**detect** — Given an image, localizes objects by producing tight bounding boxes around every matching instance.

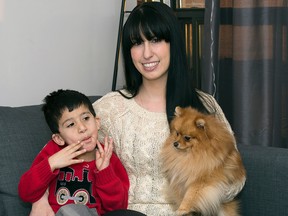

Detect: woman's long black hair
[119,2,209,122]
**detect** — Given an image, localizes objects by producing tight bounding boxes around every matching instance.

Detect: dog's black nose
[173,142,179,148]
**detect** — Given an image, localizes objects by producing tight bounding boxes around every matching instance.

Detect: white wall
[0,0,126,106]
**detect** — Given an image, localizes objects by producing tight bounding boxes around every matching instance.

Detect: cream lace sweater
[93,90,241,216]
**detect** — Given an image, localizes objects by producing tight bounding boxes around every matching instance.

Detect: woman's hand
[29,190,54,216]
[95,136,113,171]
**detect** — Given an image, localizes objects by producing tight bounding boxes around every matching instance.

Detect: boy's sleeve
[94,152,129,214]
[18,141,59,203]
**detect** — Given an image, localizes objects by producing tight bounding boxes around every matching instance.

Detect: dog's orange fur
[160,107,246,216]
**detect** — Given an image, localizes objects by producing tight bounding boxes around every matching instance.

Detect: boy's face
[54,105,99,152]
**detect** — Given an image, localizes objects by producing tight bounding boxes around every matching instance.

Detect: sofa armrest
[237,144,288,216]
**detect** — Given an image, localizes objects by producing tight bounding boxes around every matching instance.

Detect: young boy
[18,89,129,216]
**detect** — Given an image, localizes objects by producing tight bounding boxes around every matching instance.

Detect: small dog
[160,106,246,216]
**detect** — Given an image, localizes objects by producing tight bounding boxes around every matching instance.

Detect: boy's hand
[96,136,113,171]
[48,142,86,172]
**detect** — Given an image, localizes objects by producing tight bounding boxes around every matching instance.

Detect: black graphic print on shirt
[55,166,96,205]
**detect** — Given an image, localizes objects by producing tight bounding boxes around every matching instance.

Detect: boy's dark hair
[42,89,96,133]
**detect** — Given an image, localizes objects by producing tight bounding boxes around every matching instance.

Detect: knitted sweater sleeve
[197,90,246,202]
[197,90,233,134]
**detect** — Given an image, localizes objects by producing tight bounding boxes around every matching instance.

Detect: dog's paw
[175,209,188,216]
[176,208,193,216]
[176,207,201,216]
[176,209,201,216]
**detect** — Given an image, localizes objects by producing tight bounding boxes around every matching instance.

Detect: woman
[93,2,244,215]
[30,2,244,216]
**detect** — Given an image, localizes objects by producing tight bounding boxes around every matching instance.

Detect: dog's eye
[184,136,191,141]
[175,131,179,136]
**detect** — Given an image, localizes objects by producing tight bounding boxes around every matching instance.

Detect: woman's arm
[29,190,55,216]
[197,90,233,133]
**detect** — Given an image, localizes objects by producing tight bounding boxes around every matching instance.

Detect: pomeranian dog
[160,106,246,216]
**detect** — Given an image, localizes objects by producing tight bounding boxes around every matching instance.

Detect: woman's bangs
[128,14,170,44]
[128,22,143,44]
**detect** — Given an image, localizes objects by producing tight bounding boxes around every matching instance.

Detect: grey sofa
[0,96,287,216]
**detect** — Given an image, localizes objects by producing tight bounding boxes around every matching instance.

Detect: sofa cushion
[238,144,288,216]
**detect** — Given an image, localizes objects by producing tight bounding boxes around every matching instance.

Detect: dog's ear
[175,106,182,117]
[196,118,206,129]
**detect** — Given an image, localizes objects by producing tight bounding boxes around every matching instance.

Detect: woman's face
[130,37,170,82]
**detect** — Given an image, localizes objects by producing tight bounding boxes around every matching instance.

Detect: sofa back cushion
[0,104,51,215]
